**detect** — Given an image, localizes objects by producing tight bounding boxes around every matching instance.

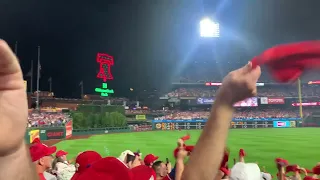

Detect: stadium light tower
[200,17,220,38]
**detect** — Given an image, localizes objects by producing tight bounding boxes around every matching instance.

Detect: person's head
[230,162,261,180]
[71,157,133,180]
[152,161,168,178]
[74,151,102,175]
[56,150,68,161]
[126,153,141,169]
[38,155,54,170]
[119,150,141,169]
[144,154,159,167]
[261,172,272,180]
[52,150,69,170]
[29,142,57,172]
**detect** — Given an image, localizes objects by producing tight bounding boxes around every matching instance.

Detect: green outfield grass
[55,128,320,175]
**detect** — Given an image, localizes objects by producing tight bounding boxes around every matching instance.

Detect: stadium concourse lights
[199,17,220,38]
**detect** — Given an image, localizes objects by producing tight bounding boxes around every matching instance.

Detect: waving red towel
[251,41,320,82]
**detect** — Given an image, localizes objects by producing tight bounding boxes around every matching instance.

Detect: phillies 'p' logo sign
[96,53,114,82]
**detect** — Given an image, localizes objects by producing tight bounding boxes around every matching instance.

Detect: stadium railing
[72,127,131,136]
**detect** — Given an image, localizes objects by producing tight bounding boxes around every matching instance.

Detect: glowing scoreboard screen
[152,119,298,130]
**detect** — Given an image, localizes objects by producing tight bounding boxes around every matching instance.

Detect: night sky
[1,0,320,98]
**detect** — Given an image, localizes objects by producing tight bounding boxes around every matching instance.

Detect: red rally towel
[180,134,190,141]
[304,176,319,180]
[313,164,320,175]
[173,145,194,158]
[286,165,299,173]
[220,151,229,169]
[251,41,320,82]
[239,149,246,157]
[31,138,41,144]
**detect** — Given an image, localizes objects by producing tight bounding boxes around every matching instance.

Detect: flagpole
[36,46,41,110]
[14,41,18,55]
[30,60,34,93]
[81,81,84,99]
[298,78,303,119]
[49,77,52,92]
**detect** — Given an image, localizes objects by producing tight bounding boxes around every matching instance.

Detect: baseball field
[53,128,320,175]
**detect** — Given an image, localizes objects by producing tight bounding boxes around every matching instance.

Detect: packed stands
[153,109,312,120]
[27,111,71,127]
[165,85,320,97]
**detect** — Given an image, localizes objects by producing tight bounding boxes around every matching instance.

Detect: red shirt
[38,173,46,180]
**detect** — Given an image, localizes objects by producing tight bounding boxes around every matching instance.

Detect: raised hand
[218,62,261,105]
[177,148,188,160]
[0,40,27,155]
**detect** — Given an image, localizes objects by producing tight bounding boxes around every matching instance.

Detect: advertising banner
[197,98,214,104]
[197,97,258,107]
[135,115,146,120]
[133,125,152,132]
[292,102,320,106]
[65,121,73,139]
[234,97,258,107]
[272,121,296,128]
[152,117,301,123]
[261,97,285,104]
[46,129,65,140]
[29,129,40,143]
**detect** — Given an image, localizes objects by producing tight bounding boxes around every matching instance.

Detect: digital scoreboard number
[156,122,205,130]
[230,121,274,128]
[154,120,296,130]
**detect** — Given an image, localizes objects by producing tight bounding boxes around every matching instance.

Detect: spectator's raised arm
[0,40,37,179]
[182,62,261,180]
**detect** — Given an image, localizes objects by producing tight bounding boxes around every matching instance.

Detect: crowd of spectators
[166,85,320,97]
[27,112,71,127]
[125,109,173,115]
[154,109,310,120]
[31,134,320,180]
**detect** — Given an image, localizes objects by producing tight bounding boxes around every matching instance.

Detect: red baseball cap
[29,143,57,162]
[75,151,102,173]
[144,154,159,165]
[56,150,68,157]
[131,165,156,180]
[72,157,134,180]
[71,151,103,180]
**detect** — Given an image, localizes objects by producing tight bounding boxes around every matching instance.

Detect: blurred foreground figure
[182,62,261,180]
[0,40,38,179]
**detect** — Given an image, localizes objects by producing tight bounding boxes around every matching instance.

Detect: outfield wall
[26,121,73,144]
[25,127,66,143]
[25,123,153,144]
[152,118,301,130]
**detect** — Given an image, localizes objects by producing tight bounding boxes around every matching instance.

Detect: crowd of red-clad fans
[27,112,71,127]
[165,86,320,98]
[30,134,320,180]
[31,135,193,180]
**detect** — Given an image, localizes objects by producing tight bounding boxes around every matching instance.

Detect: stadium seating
[153,109,312,120]
[166,85,320,97]
[27,112,71,127]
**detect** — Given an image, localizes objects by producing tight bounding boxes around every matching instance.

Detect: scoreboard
[152,119,298,130]
[230,121,273,128]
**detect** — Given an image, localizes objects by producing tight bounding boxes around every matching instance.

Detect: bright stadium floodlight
[200,18,220,38]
